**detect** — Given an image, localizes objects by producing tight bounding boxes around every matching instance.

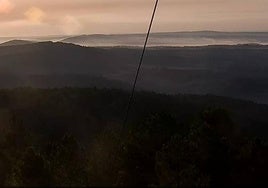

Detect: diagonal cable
[123,0,159,128]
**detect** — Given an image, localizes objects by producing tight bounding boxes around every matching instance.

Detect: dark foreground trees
[0,88,268,186]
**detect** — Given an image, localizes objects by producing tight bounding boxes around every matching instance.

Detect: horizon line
[2,30,268,38]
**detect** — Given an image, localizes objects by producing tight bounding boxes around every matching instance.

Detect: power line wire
[123,0,159,128]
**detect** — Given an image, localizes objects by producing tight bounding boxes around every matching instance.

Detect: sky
[0,0,268,36]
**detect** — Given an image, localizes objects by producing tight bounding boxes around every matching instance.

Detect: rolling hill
[0,39,35,47]
[0,41,268,103]
[61,31,268,47]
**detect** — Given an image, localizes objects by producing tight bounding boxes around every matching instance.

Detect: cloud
[0,0,14,14]
[1,0,268,36]
[24,7,45,24]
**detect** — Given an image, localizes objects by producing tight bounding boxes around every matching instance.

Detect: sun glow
[0,0,14,14]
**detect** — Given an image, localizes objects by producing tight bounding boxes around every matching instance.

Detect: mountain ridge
[0,39,35,47]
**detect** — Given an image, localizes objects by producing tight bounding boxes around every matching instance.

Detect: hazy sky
[0,0,268,36]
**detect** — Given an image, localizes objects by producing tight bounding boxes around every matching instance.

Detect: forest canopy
[0,87,268,186]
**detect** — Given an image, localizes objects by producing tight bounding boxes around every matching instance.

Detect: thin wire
[123,0,159,128]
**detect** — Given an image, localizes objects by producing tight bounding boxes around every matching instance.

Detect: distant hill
[1,41,268,104]
[61,31,268,47]
[0,39,35,47]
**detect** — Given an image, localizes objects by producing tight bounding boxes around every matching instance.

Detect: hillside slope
[0,42,268,103]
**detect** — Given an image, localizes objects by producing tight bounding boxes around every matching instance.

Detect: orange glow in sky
[0,0,268,36]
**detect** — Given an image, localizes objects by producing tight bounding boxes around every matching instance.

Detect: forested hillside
[0,88,268,186]
[1,42,268,103]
